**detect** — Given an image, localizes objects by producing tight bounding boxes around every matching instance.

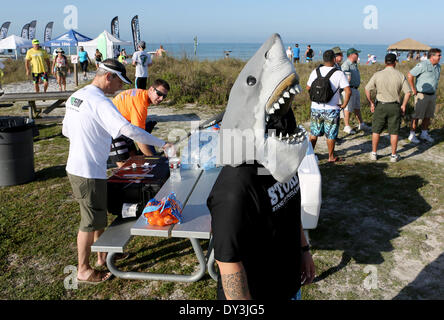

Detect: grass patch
[0,58,443,300]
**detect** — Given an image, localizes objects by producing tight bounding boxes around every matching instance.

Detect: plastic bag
[181,124,220,170]
[142,192,184,226]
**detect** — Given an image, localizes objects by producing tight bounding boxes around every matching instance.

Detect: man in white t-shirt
[63,59,171,284]
[132,41,152,90]
[307,50,351,162]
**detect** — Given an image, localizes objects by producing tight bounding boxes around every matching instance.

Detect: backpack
[309,67,339,104]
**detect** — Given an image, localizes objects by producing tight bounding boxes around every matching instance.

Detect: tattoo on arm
[221,270,250,299]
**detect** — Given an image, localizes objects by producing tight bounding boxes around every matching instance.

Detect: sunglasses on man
[154,87,168,98]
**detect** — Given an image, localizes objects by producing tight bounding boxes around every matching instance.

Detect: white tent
[0,35,32,59]
[78,30,132,61]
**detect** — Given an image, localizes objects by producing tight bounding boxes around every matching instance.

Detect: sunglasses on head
[154,88,167,98]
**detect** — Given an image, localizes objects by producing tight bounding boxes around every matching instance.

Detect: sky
[1,0,444,45]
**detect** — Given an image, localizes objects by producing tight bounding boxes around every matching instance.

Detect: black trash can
[0,116,37,186]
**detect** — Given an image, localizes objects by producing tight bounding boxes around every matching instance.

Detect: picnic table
[0,91,75,120]
[91,142,322,283]
[92,165,221,282]
[0,90,122,120]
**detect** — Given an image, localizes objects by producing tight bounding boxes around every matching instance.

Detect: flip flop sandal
[77,270,112,284]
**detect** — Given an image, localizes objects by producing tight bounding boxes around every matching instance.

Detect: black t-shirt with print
[207,162,302,300]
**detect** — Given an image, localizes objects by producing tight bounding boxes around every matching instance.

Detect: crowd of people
[21,39,167,92]
[14,37,441,299]
[305,46,441,163]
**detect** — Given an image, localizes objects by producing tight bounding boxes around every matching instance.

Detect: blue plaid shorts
[310,108,341,140]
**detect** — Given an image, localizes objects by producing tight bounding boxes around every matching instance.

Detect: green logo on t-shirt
[70,97,83,108]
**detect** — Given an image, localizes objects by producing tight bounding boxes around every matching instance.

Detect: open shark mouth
[219,33,308,183]
[264,73,306,145]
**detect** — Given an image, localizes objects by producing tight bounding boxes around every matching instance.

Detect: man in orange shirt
[109,78,170,167]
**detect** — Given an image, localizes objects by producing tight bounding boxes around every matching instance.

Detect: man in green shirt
[407,48,441,144]
[365,53,412,162]
[341,48,371,134]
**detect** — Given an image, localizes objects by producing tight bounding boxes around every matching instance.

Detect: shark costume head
[218,33,308,183]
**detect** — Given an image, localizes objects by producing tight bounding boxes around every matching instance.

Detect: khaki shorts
[68,173,108,232]
[413,93,436,119]
[343,88,361,112]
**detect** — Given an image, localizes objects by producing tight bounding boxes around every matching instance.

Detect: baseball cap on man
[99,61,132,84]
[32,39,40,45]
[347,48,361,56]
[138,41,146,49]
[331,46,344,55]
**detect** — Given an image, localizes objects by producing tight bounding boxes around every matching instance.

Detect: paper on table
[122,203,138,218]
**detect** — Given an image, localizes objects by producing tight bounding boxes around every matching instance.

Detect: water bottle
[169,157,181,181]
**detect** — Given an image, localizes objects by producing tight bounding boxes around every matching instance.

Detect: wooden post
[70,55,79,87]
[74,63,78,87]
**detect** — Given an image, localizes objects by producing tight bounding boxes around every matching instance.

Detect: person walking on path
[78,46,91,80]
[25,39,51,93]
[51,48,70,92]
[307,50,351,163]
[63,59,172,284]
[365,53,412,162]
[341,48,371,134]
[407,48,441,144]
[132,41,152,90]
[94,49,103,70]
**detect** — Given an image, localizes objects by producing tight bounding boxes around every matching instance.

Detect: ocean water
[131,42,444,64]
[4,42,443,65]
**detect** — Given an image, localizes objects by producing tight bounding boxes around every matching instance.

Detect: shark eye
[247,76,257,86]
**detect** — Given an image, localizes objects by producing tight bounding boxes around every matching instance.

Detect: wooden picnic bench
[0,91,75,120]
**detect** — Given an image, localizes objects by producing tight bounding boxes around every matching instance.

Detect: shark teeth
[265,129,306,145]
[266,82,302,115]
[294,84,302,94]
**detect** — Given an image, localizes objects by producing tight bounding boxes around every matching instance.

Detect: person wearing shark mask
[207,34,315,300]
